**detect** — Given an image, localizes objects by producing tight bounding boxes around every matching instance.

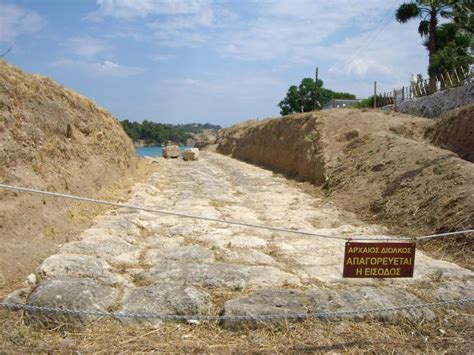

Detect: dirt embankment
[217,108,474,267]
[425,104,474,163]
[0,60,142,291]
[217,116,325,185]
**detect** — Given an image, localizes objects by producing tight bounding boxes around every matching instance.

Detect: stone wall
[398,82,474,118]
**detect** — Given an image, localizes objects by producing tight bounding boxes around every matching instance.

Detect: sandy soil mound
[217,109,474,267]
[0,60,139,289]
[425,104,474,162]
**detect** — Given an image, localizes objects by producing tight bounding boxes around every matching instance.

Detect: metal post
[373,81,377,109]
[402,86,405,102]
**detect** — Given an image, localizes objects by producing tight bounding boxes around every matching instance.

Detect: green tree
[427,22,472,78]
[395,1,454,80]
[278,78,355,115]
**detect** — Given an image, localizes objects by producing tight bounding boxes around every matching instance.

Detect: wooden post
[440,73,446,90]
[453,67,461,85]
[393,88,397,110]
[373,81,377,109]
[446,71,453,87]
[402,86,405,102]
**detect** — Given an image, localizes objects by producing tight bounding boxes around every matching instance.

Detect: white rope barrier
[0,183,473,242]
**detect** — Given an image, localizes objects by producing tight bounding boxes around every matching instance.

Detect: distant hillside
[178,123,221,133]
[121,120,221,146]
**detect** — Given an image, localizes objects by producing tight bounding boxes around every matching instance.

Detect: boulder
[182,148,199,161]
[120,284,213,326]
[26,278,118,328]
[38,254,129,286]
[221,286,436,329]
[163,145,181,159]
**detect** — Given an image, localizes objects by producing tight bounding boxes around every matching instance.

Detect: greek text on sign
[343,242,416,278]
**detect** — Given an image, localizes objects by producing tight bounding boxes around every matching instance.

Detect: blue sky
[0,0,428,127]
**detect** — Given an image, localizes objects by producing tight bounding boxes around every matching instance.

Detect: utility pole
[373,81,377,109]
[314,66,319,110]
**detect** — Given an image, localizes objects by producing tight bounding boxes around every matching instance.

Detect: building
[322,99,362,109]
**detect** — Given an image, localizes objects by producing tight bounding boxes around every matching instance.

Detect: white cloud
[51,58,145,77]
[329,58,391,78]
[93,0,212,19]
[148,7,213,30]
[0,3,45,43]
[154,30,208,47]
[215,0,392,61]
[68,36,108,58]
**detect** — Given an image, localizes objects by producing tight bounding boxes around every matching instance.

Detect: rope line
[0,183,473,242]
[1,297,472,321]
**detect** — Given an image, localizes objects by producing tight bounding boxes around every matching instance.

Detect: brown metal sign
[343,242,416,278]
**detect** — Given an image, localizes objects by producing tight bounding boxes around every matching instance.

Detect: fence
[375,65,473,109]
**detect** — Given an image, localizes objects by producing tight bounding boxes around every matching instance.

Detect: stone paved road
[5,152,473,327]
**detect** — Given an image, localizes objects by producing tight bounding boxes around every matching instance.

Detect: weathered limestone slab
[144,262,300,289]
[216,248,277,266]
[39,254,129,286]
[26,278,118,327]
[120,285,212,326]
[143,236,184,250]
[431,279,474,300]
[222,289,312,329]
[60,236,140,266]
[93,216,143,238]
[145,245,214,265]
[163,145,180,159]
[195,234,268,249]
[79,227,138,244]
[222,286,436,329]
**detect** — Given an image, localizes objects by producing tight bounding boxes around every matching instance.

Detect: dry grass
[66,158,156,226]
[418,236,474,271]
[0,305,472,353]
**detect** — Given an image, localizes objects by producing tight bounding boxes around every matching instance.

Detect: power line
[342,0,399,69]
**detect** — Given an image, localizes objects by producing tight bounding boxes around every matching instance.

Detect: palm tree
[449,0,474,34]
[395,1,453,80]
